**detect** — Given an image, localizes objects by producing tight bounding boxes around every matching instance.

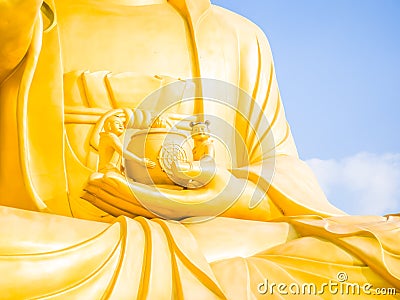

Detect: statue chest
[56,2,192,78]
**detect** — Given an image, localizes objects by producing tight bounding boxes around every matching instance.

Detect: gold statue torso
[0,1,399,298]
[57,0,197,219]
[57,0,250,220]
[57,0,192,77]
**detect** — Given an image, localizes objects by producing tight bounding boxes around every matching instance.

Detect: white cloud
[306,153,400,216]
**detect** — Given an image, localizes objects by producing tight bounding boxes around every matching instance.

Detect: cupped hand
[84,166,248,219]
[142,157,156,168]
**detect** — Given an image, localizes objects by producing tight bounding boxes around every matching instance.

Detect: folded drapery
[0,206,399,299]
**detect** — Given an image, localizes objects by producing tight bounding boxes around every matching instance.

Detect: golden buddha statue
[0,0,399,298]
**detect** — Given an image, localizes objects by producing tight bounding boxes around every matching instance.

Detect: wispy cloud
[306,153,400,216]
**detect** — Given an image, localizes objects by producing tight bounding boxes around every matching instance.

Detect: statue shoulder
[210,4,272,49]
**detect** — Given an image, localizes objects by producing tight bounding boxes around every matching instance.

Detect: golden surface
[0,0,399,299]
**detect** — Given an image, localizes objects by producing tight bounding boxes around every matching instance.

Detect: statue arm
[107,134,156,168]
[84,7,344,221]
[0,0,42,83]
[230,19,345,217]
[107,134,141,164]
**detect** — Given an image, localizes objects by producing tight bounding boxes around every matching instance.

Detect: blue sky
[212,0,400,215]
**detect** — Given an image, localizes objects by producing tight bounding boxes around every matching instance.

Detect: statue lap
[0,0,399,299]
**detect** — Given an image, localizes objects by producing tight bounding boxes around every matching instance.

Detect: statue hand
[84,167,230,219]
[142,158,156,169]
[84,166,271,221]
[128,165,272,221]
[170,156,216,189]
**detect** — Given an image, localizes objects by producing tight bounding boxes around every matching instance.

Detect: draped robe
[0,0,399,298]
